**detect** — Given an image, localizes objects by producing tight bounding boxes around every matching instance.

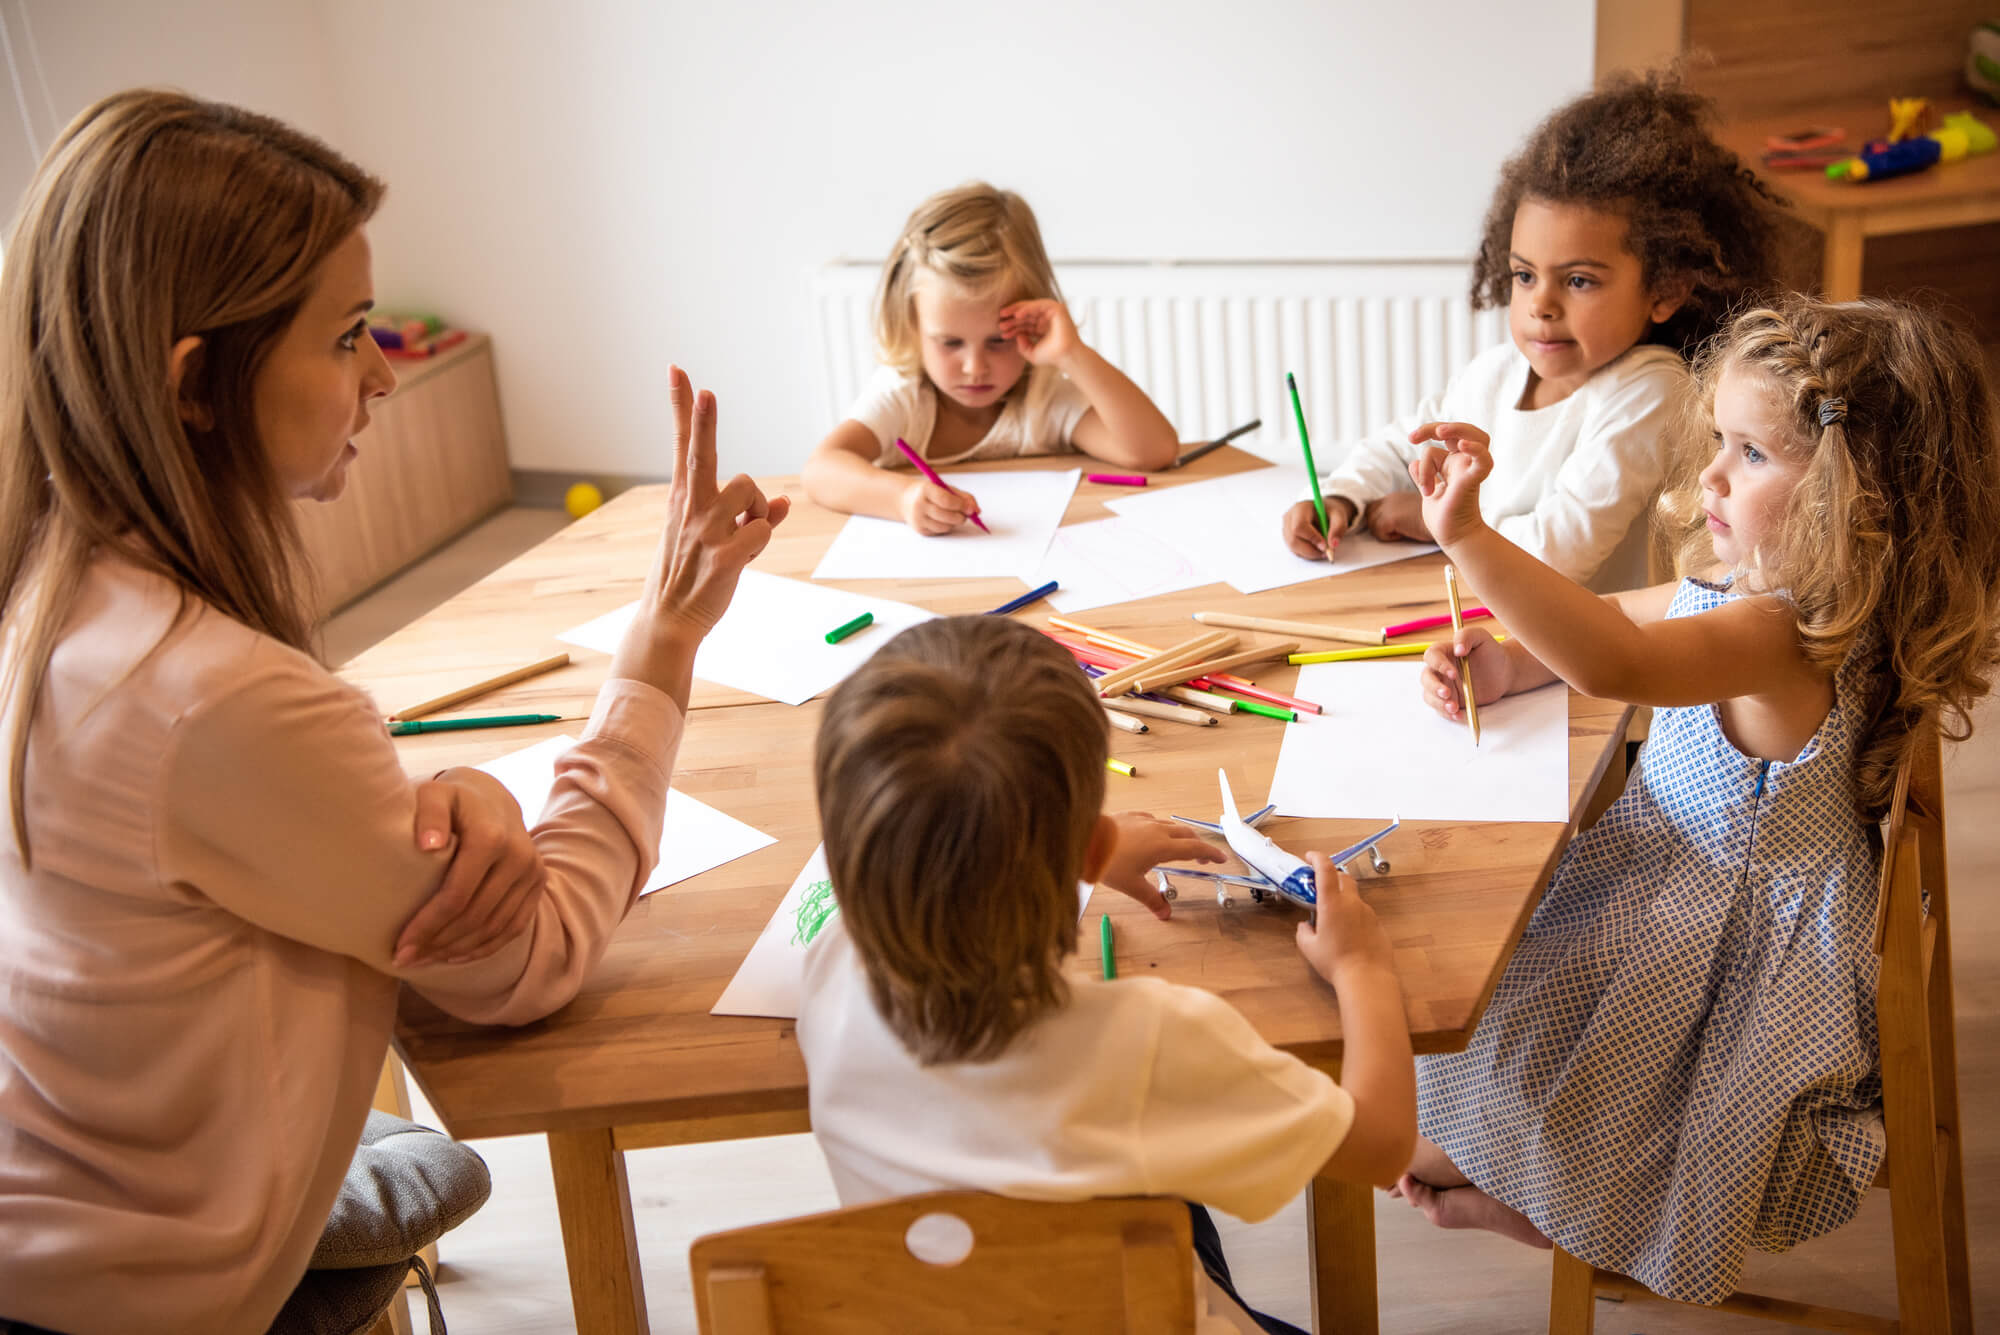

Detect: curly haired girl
[1284,70,1783,590]
[1398,294,2000,1303]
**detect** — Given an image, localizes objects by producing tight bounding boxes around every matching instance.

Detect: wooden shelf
[296,333,514,613]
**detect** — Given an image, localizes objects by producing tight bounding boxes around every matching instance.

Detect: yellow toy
[564,481,604,519]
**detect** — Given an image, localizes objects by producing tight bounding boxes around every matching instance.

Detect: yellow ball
[564,482,604,519]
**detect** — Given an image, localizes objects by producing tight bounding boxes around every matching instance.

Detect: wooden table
[341,449,1631,1334]
[1716,99,2000,301]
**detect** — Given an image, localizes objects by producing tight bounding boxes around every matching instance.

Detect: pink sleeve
[155,646,680,1025]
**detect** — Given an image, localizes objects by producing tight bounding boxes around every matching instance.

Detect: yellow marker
[1106,757,1136,777]
[1290,634,1507,665]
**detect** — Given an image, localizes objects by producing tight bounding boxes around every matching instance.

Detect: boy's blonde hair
[0,90,383,863]
[814,616,1107,1065]
[1663,295,2000,818]
[873,183,1062,377]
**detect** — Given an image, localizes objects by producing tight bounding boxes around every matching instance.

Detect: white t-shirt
[844,364,1095,466]
[798,914,1353,1333]
[1314,342,1689,590]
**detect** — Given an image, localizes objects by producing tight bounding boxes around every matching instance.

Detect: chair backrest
[689,1191,1196,1334]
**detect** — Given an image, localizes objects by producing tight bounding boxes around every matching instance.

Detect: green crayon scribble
[791,878,838,947]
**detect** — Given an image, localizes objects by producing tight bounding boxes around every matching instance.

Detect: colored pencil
[1384,607,1491,639]
[1446,564,1481,746]
[895,436,990,534]
[1104,708,1149,734]
[390,652,570,722]
[1092,631,1234,698]
[986,580,1058,616]
[825,612,874,644]
[1286,372,1328,536]
[388,713,564,736]
[1193,610,1383,646]
[1086,473,1147,486]
[1159,686,1237,714]
[1050,616,1323,714]
[1168,418,1261,469]
[1102,696,1216,726]
[1131,642,1299,694]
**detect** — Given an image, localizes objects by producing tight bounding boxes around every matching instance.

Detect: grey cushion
[266,1259,412,1335]
[310,1112,491,1270]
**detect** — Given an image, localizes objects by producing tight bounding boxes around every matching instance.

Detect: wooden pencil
[1103,696,1217,726]
[1192,611,1383,646]
[1103,708,1149,734]
[390,652,571,722]
[1092,631,1234,698]
[1160,686,1237,714]
[1445,564,1481,746]
[1131,642,1299,694]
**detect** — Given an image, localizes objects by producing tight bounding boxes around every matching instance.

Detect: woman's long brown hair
[0,90,383,862]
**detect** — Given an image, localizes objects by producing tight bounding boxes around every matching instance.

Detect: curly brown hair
[1662,296,2000,819]
[815,616,1107,1065]
[1472,70,1782,356]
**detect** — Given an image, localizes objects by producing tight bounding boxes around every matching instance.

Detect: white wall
[9,1,1597,479]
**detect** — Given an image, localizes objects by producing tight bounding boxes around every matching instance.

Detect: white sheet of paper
[1106,467,1437,594]
[711,843,1096,1019]
[1266,662,1571,823]
[811,469,1081,581]
[556,569,938,706]
[1030,515,1214,613]
[477,735,777,895]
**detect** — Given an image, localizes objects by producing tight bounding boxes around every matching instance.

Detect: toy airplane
[1151,774,1399,909]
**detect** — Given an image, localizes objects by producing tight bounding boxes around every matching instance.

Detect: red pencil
[895,437,991,534]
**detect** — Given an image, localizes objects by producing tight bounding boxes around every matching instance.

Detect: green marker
[1286,371,1328,537]
[1234,698,1298,723]
[825,612,874,644]
[388,713,562,736]
[1099,913,1116,980]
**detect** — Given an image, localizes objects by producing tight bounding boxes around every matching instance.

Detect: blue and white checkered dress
[1417,577,1885,1304]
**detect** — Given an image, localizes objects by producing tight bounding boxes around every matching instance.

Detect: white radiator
[811,261,1509,463]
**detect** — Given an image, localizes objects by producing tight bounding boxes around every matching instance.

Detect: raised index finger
[668,365,694,486]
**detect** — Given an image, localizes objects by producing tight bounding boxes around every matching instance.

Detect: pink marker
[1384,607,1492,638]
[895,437,991,534]
[1086,473,1148,487]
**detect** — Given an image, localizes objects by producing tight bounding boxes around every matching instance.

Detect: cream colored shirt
[845,364,1094,466]
[798,914,1352,1332]
[1314,342,1689,591]
[0,554,678,1335]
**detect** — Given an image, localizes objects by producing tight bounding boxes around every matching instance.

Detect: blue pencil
[986,580,1058,616]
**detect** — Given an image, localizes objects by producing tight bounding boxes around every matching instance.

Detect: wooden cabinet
[295,333,513,613]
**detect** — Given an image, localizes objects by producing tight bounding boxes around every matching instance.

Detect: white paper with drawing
[1267,662,1570,823]
[477,735,777,894]
[1030,515,1212,613]
[713,844,1095,1019]
[1106,467,1436,594]
[556,569,937,706]
[811,468,1081,581]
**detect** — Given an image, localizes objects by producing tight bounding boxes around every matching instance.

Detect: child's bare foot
[1403,1135,1471,1190]
[1397,1173,1552,1250]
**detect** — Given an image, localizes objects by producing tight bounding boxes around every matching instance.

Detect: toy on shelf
[1968,21,2000,105]
[368,311,469,358]
[1762,125,1851,171]
[1827,108,1996,182]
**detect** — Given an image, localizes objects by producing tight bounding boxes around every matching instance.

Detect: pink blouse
[0,554,679,1333]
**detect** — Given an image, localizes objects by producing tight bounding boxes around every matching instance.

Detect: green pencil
[1233,698,1299,722]
[1099,913,1116,980]
[388,713,563,736]
[1286,372,1328,536]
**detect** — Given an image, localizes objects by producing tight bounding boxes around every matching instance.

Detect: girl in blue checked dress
[1391,295,2000,1304]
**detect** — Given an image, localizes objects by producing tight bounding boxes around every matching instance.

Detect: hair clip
[1818,397,1847,427]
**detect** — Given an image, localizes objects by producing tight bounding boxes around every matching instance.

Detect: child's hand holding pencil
[1418,625,1512,724]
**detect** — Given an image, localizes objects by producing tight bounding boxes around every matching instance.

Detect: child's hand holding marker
[894,436,988,536]
[1406,420,1495,547]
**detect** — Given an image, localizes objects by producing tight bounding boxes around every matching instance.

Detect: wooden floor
[334,508,2000,1335]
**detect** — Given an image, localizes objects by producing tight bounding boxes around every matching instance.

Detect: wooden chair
[690,1191,1197,1333]
[1548,726,1973,1333]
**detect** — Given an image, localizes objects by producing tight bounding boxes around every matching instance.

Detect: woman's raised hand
[612,368,790,699]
